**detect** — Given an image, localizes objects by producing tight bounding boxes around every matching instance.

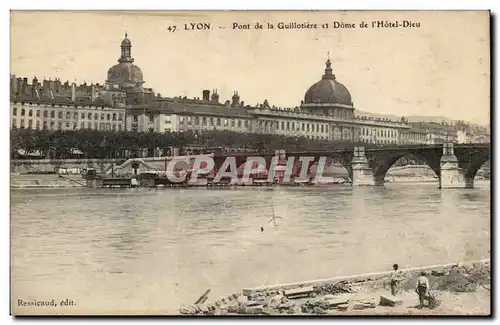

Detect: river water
[10,181,490,314]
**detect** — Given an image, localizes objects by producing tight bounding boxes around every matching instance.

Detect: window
[88,112,92,119]
[223,119,228,126]
[195,117,199,125]
[118,113,123,121]
[50,121,55,130]
[28,119,32,128]
[286,121,290,130]
[106,123,111,130]
[58,111,63,118]
[81,113,85,119]
[231,119,235,127]
[321,125,324,133]
[43,121,48,129]
[302,123,305,131]
[245,120,249,127]
[202,117,207,126]
[101,113,104,120]
[112,124,116,131]
[87,122,92,129]
[73,123,77,130]
[80,122,85,129]
[237,120,242,127]
[36,110,40,117]
[149,115,154,123]
[44,110,48,118]
[73,112,78,119]
[36,121,40,130]
[66,122,70,128]
[209,117,213,126]
[187,117,192,125]
[19,120,25,128]
[99,123,104,130]
[217,118,221,126]
[281,121,284,130]
[133,115,138,123]
[107,114,111,121]
[179,116,184,124]
[11,119,16,128]
[21,109,25,116]
[112,113,116,121]
[291,123,295,131]
[13,107,17,116]
[118,124,122,131]
[57,122,62,130]
[94,122,98,129]
[307,123,310,132]
[50,111,55,118]
[29,109,33,117]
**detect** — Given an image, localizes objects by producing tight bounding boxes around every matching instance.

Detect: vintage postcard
[10,10,490,316]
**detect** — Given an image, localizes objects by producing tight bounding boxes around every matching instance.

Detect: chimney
[202,90,210,101]
[10,75,18,95]
[231,91,240,107]
[42,80,50,97]
[211,89,219,102]
[91,84,97,102]
[225,100,230,107]
[22,78,28,95]
[48,80,56,96]
[71,82,76,102]
[16,78,23,96]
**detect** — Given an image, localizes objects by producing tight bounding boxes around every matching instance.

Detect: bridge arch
[307,156,353,183]
[371,152,440,184]
[463,156,490,181]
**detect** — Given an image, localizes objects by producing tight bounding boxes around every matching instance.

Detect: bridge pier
[351,147,380,186]
[439,143,470,189]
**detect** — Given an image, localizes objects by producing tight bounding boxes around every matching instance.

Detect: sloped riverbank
[180,259,490,316]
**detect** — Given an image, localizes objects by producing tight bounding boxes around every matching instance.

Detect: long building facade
[10,33,488,146]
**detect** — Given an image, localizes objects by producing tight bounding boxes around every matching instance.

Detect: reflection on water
[10,181,490,314]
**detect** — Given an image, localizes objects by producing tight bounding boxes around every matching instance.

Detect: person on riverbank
[416,271,430,308]
[390,264,403,296]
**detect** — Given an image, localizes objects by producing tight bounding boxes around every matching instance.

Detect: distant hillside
[355,110,485,126]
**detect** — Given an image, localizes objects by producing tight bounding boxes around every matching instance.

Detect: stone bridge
[212,143,490,189]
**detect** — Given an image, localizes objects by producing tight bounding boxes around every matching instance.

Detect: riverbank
[10,174,86,188]
[180,259,490,316]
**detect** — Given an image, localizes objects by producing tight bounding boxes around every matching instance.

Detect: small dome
[121,33,131,47]
[304,59,353,106]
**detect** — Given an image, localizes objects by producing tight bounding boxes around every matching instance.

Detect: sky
[10,10,490,125]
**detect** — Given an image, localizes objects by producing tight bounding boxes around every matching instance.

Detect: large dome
[107,63,144,87]
[304,59,353,106]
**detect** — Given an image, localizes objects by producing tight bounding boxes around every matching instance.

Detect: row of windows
[361,128,398,138]
[360,139,398,144]
[180,116,250,128]
[405,133,426,140]
[12,107,123,121]
[258,120,330,133]
[12,119,123,131]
